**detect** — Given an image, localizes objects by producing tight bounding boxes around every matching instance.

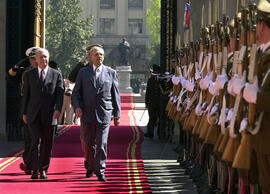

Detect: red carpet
[0,94,151,193]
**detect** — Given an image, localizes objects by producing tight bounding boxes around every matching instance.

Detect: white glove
[232,71,247,95]
[243,76,258,104]
[200,74,211,90]
[219,107,229,125]
[216,74,228,90]
[227,108,233,121]
[175,77,181,85]
[172,76,180,85]
[210,103,219,116]
[209,81,219,95]
[195,103,202,115]
[239,118,248,132]
[186,79,195,92]
[227,79,236,96]
[173,95,178,103]
[218,113,222,125]
[204,105,210,113]
[180,78,187,88]
[195,69,201,81]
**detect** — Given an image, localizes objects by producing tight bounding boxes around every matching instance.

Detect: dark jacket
[22,67,64,124]
[145,74,160,109]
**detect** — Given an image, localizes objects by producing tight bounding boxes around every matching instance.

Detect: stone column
[116,66,133,93]
[0,0,7,140]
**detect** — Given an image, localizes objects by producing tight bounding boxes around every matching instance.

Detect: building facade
[79,0,151,80]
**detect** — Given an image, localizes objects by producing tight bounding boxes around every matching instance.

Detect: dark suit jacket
[72,65,121,124]
[22,67,64,124]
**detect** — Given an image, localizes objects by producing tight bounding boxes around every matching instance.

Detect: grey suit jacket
[72,65,121,124]
[22,67,64,125]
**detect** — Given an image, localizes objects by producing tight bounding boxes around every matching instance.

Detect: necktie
[95,68,99,80]
[40,69,44,86]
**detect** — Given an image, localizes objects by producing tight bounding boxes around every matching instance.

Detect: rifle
[246,3,259,134]
[222,10,242,163]
[231,4,252,170]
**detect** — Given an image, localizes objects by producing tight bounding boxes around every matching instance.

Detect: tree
[146,0,161,66]
[46,0,94,77]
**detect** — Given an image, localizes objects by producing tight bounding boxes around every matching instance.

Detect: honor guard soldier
[242,0,270,192]
[144,64,161,139]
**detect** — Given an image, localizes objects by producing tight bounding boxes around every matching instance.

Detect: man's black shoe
[97,174,107,182]
[144,133,153,138]
[40,170,48,179]
[31,171,38,179]
[86,169,94,178]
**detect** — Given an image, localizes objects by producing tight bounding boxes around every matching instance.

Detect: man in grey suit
[22,48,64,179]
[72,45,121,182]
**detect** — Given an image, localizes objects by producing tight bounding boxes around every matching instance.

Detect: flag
[183,1,190,30]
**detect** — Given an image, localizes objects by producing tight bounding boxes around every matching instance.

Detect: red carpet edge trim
[126,93,144,193]
[0,125,71,172]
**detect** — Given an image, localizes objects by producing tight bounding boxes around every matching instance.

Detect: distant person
[144,64,161,139]
[68,44,103,83]
[58,79,74,125]
[6,47,39,175]
[72,45,121,182]
[133,79,141,93]
[22,48,64,179]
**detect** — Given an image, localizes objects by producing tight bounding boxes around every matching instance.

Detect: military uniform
[240,1,270,192]
[158,73,173,141]
[6,47,38,174]
[144,65,161,139]
[253,42,270,193]
[68,62,90,83]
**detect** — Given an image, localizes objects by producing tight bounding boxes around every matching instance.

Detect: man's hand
[114,117,120,126]
[23,114,27,124]
[53,110,60,119]
[80,52,89,63]
[75,108,83,118]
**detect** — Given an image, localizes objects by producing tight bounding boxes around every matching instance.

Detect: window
[128,19,143,34]
[100,0,115,9]
[128,0,143,9]
[100,18,115,34]
[133,45,146,59]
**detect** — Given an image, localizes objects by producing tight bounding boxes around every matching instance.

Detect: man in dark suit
[72,45,121,182]
[22,48,64,179]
